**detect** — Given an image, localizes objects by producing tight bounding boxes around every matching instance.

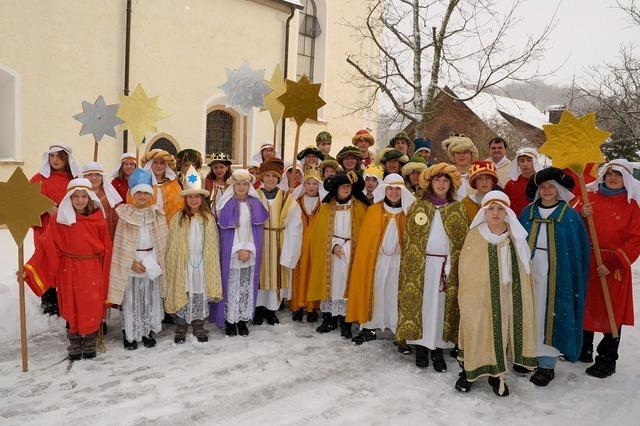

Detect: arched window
[147,133,180,157]
[297,0,321,81]
[206,109,234,157]
[0,65,19,160]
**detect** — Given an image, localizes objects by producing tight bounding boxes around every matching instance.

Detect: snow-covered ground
[0,229,638,426]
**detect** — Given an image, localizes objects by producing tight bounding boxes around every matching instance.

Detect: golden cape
[458,228,537,380]
[163,212,223,313]
[258,189,287,291]
[396,199,469,343]
[306,199,368,302]
[346,202,405,324]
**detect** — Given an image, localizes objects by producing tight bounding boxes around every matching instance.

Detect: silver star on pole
[73,95,123,141]
[218,61,272,116]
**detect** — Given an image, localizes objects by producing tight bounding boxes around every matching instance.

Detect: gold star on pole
[117,84,170,148]
[277,75,326,126]
[261,64,287,126]
[0,168,55,245]
[540,110,611,173]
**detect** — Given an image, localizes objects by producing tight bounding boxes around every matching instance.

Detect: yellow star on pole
[540,110,611,173]
[261,64,287,125]
[277,75,326,126]
[117,84,170,147]
[0,168,55,245]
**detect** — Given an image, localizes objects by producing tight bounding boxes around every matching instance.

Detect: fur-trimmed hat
[316,131,332,144]
[413,137,432,153]
[442,133,479,162]
[525,167,575,201]
[296,145,324,161]
[141,149,177,170]
[419,163,462,190]
[322,171,369,205]
[389,131,410,147]
[401,160,429,178]
[380,149,409,165]
[176,149,203,170]
[352,129,375,147]
[468,160,498,189]
[319,159,342,177]
[207,152,232,166]
[363,163,384,180]
[336,145,363,161]
[258,158,285,181]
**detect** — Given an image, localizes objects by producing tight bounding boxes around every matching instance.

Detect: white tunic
[362,204,402,332]
[320,199,352,316]
[175,218,207,323]
[532,205,563,358]
[256,197,282,311]
[408,209,454,350]
[226,201,256,323]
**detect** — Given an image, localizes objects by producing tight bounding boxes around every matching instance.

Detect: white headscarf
[533,180,575,203]
[508,147,543,181]
[278,161,304,191]
[372,173,416,214]
[40,144,82,178]
[108,152,137,178]
[291,173,328,201]
[143,157,177,185]
[215,169,261,215]
[470,190,531,274]
[56,178,105,226]
[81,162,123,208]
[251,142,281,163]
[586,159,640,206]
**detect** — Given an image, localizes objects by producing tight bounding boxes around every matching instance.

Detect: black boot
[306,310,318,323]
[351,328,376,345]
[316,313,337,333]
[530,368,555,386]
[225,321,238,337]
[292,308,304,322]
[449,345,459,359]
[512,364,532,375]
[192,319,209,343]
[67,332,82,361]
[488,376,509,397]
[586,355,616,378]
[265,310,280,325]
[252,307,265,325]
[122,330,138,350]
[174,325,188,344]
[431,348,447,372]
[394,341,412,354]
[579,330,594,363]
[237,321,249,336]
[142,332,156,348]
[81,332,98,359]
[455,370,473,393]
[338,316,352,339]
[415,346,429,368]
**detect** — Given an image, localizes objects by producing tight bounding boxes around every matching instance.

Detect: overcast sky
[496,0,639,85]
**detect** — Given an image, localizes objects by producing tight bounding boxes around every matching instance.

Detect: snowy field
[0,229,639,426]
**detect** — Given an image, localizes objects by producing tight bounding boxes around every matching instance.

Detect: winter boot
[192,320,209,343]
[81,332,98,359]
[579,330,595,363]
[225,321,238,337]
[431,348,447,372]
[122,330,138,350]
[394,341,412,355]
[338,316,353,339]
[306,310,318,323]
[316,313,337,333]
[252,306,265,325]
[352,328,376,345]
[512,364,532,375]
[488,376,509,397]
[586,355,616,378]
[67,333,82,361]
[415,346,429,368]
[174,325,188,344]
[455,370,473,393]
[449,345,459,359]
[141,332,156,348]
[237,321,249,337]
[265,310,280,325]
[529,368,555,386]
[292,308,304,322]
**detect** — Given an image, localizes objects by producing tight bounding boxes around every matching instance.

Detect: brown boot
[81,332,98,359]
[192,319,209,343]
[67,332,82,360]
[174,325,188,344]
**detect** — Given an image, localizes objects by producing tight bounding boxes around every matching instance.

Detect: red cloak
[111,177,129,201]
[30,170,72,246]
[504,175,530,217]
[24,210,112,335]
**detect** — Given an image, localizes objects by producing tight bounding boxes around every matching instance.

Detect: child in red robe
[24,178,111,360]
[504,147,542,216]
[110,153,137,201]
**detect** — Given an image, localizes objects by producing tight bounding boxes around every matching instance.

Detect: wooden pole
[93,136,99,162]
[18,243,28,372]
[242,116,249,168]
[272,125,278,151]
[292,124,301,173]
[579,174,619,338]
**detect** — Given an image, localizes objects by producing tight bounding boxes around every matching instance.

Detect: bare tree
[344,0,557,136]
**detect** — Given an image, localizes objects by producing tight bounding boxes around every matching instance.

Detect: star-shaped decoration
[0,168,56,245]
[72,95,123,142]
[187,174,198,184]
[218,61,272,116]
[277,75,326,126]
[540,110,611,173]
[117,84,170,147]
[260,64,287,125]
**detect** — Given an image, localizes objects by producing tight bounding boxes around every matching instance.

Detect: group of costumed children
[21,128,639,398]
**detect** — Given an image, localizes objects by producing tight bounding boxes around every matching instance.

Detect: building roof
[447,87,549,130]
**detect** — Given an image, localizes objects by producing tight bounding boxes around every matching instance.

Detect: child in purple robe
[209,169,269,336]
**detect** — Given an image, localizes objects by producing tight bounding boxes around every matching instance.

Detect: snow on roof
[449,87,549,130]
